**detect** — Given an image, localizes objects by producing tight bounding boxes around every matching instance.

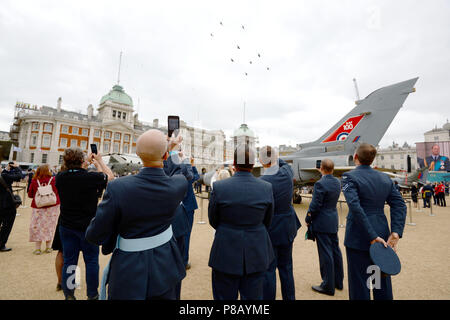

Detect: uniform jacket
[208,171,275,276]
[260,159,301,245]
[342,165,406,251]
[183,166,200,212]
[306,174,341,234]
[424,155,450,172]
[85,167,188,298]
[0,167,23,211]
[163,154,193,238]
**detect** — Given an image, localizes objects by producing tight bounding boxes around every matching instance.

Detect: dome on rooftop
[443,120,450,131]
[233,123,255,138]
[100,84,133,106]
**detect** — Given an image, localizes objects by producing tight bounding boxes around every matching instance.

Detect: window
[131,145,136,154]
[42,134,51,147]
[31,134,37,146]
[381,165,385,169]
[390,155,394,159]
[105,131,111,139]
[60,138,67,148]
[33,123,39,130]
[103,142,110,153]
[70,139,78,147]
[123,144,129,154]
[82,128,88,136]
[94,129,101,138]
[112,110,116,118]
[61,125,69,134]
[124,134,130,142]
[80,140,87,150]
[122,112,126,120]
[391,165,395,169]
[72,127,78,135]
[44,123,52,132]
[118,111,121,119]
[114,133,121,140]
[30,153,34,163]
[42,154,48,164]
[133,136,137,142]
[400,154,404,159]
[113,142,119,153]
[59,155,63,165]
[434,136,439,141]
[380,155,384,160]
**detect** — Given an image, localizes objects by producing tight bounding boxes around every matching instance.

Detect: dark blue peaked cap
[370,242,401,276]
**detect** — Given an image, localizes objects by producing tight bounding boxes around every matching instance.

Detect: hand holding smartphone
[168,115,180,138]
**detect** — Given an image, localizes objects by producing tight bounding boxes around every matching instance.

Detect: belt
[99,225,173,300]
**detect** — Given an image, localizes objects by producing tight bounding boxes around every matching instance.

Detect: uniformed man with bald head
[86,129,188,300]
[306,159,344,296]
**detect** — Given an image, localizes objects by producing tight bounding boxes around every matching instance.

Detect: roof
[233,123,255,138]
[100,84,133,106]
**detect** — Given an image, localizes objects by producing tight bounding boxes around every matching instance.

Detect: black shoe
[185,263,191,270]
[0,246,12,252]
[56,283,62,291]
[65,295,76,300]
[335,285,343,291]
[87,294,99,300]
[312,285,334,296]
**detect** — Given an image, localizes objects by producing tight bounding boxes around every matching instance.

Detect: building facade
[9,83,227,168]
[373,142,417,171]
[415,120,450,161]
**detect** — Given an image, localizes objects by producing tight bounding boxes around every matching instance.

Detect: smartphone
[316,160,322,169]
[90,144,98,155]
[168,115,180,138]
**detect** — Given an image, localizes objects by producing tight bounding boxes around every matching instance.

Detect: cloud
[0,0,449,149]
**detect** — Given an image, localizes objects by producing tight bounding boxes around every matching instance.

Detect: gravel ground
[0,191,449,300]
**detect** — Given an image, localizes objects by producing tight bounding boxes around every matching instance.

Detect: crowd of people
[0,129,447,300]
[410,181,448,208]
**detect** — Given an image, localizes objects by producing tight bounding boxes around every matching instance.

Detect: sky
[0,0,449,148]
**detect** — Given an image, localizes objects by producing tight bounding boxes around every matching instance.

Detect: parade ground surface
[1,189,449,300]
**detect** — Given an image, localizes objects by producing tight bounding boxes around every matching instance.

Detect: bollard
[197,194,206,224]
[429,201,435,217]
[406,200,416,226]
[21,186,28,208]
[339,201,345,228]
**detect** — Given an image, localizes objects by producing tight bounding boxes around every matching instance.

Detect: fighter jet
[384,167,428,189]
[202,77,419,203]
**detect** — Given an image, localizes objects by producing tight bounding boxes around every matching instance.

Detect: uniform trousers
[262,242,295,300]
[315,232,344,294]
[212,269,265,300]
[174,236,185,300]
[346,247,393,300]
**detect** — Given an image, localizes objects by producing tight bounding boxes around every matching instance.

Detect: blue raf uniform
[260,159,301,300]
[208,171,275,300]
[163,152,193,298]
[85,167,188,300]
[183,165,200,266]
[306,174,344,295]
[342,165,406,300]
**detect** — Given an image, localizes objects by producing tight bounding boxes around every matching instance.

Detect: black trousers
[438,193,446,206]
[315,232,344,294]
[346,247,393,300]
[212,269,265,300]
[174,236,186,300]
[0,207,16,248]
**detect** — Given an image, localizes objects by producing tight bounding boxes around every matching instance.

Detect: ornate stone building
[9,83,227,168]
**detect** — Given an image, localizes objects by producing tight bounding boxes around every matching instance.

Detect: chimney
[153,118,159,128]
[87,104,93,119]
[57,97,62,112]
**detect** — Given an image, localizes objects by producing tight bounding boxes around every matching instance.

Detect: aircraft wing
[300,166,400,178]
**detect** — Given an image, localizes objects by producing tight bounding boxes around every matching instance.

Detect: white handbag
[35,177,57,208]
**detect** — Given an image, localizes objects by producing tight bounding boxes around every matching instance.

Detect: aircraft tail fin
[313,78,418,153]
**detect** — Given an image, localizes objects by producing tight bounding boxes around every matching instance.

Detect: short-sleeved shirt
[55,168,108,232]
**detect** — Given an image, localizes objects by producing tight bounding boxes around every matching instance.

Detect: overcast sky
[0,0,449,148]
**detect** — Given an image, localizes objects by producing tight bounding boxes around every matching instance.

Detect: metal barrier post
[429,201,435,217]
[21,186,28,208]
[197,193,206,224]
[339,201,345,228]
[406,200,416,226]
